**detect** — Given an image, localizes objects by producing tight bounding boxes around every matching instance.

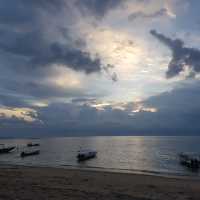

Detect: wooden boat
[0,144,15,154]
[179,153,200,170]
[77,149,97,161]
[21,150,40,157]
[27,142,40,147]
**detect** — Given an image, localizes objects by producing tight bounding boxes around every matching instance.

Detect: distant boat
[21,150,40,157]
[179,152,200,170]
[0,144,15,154]
[77,149,97,161]
[27,142,40,147]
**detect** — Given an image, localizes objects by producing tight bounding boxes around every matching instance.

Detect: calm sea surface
[0,136,200,177]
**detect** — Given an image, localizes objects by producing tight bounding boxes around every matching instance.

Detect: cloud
[0,0,65,30]
[0,0,118,75]
[34,80,200,135]
[0,107,37,122]
[0,28,103,74]
[75,0,123,18]
[0,0,119,115]
[150,30,200,78]
[0,64,103,111]
[71,98,96,104]
[0,94,29,108]
[142,80,200,133]
[1,80,200,137]
[1,0,200,137]
[102,64,118,82]
[128,8,175,21]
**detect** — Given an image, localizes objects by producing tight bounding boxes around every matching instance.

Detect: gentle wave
[0,136,200,177]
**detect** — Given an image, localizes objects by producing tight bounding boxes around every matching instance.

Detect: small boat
[77,149,97,161]
[21,150,40,157]
[0,144,15,154]
[27,142,40,147]
[179,152,200,170]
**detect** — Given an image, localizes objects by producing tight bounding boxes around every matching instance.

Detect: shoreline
[0,165,199,199]
[1,163,200,180]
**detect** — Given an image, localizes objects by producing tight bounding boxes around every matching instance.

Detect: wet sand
[0,166,199,200]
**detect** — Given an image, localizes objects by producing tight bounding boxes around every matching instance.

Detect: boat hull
[179,153,200,170]
[0,146,15,154]
[21,150,40,157]
[27,143,40,147]
[77,151,97,161]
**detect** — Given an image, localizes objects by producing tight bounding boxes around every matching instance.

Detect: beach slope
[0,167,199,200]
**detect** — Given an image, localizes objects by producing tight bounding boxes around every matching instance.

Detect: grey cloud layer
[0,0,123,77]
[1,81,200,136]
[1,0,200,136]
[75,0,123,18]
[0,1,102,74]
[128,8,169,21]
[0,0,120,110]
[150,30,200,78]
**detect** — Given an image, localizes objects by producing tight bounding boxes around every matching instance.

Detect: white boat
[77,149,97,161]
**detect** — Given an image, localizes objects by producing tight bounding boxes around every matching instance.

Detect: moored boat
[179,152,200,170]
[77,149,97,161]
[27,142,40,147]
[0,144,15,154]
[21,150,40,157]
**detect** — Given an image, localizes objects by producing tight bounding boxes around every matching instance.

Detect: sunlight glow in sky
[1,0,200,136]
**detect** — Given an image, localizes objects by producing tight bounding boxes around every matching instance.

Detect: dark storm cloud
[0,115,30,126]
[2,80,200,137]
[142,80,200,134]
[32,80,200,135]
[75,0,123,18]
[145,82,200,112]
[0,70,97,109]
[0,0,118,113]
[0,0,106,75]
[0,94,28,108]
[36,42,102,74]
[0,28,102,74]
[150,30,200,78]
[102,64,118,82]
[71,98,96,104]
[128,8,169,21]
[19,102,134,136]
[0,79,83,99]
[0,0,65,29]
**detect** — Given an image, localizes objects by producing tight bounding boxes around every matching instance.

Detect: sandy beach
[0,166,199,200]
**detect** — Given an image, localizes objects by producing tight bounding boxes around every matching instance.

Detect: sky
[1,0,200,137]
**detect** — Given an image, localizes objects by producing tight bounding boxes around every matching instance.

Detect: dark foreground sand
[0,166,199,200]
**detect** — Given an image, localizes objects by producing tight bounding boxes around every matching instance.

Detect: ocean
[0,136,200,177]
